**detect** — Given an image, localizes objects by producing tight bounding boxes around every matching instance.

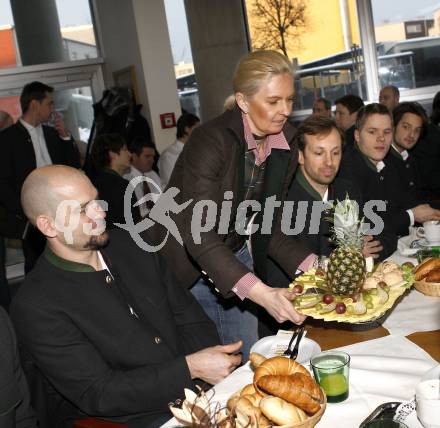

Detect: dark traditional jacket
[0,122,80,237]
[150,107,310,296]
[92,169,141,228]
[11,229,219,427]
[386,145,421,206]
[412,123,440,200]
[339,144,406,239]
[266,169,381,288]
[0,307,36,428]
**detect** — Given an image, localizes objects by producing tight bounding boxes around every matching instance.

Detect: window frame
[292,0,440,119]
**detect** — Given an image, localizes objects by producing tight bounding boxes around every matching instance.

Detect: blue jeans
[190,244,259,361]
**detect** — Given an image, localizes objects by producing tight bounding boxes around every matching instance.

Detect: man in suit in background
[386,102,427,205]
[334,94,364,148]
[312,98,332,118]
[125,137,163,217]
[11,165,241,428]
[379,85,400,112]
[0,81,80,272]
[339,103,440,238]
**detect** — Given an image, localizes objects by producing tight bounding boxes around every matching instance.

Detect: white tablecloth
[382,288,440,336]
[162,335,438,428]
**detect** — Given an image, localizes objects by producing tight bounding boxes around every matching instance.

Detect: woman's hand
[248,281,306,324]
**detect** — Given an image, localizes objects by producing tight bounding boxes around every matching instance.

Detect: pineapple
[326,197,366,296]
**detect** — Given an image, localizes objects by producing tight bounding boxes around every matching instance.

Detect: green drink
[311,351,350,403]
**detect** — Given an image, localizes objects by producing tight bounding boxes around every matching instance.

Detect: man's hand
[248,281,306,324]
[362,235,383,259]
[412,204,440,224]
[185,341,242,385]
[53,112,70,139]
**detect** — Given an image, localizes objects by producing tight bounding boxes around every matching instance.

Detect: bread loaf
[256,373,323,415]
[415,258,440,281]
[259,396,308,425]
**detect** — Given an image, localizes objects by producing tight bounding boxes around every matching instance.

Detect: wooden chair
[73,418,128,428]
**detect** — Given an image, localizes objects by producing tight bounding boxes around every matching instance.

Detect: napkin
[397,234,421,257]
[382,288,440,336]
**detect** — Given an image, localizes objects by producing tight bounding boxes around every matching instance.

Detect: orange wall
[0,28,17,68]
[0,96,21,121]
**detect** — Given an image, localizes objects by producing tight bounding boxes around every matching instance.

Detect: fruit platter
[291,260,415,323]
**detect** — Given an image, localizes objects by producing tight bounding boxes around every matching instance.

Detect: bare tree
[249,0,307,57]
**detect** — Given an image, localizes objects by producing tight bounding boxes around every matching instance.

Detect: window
[164,0,200,118]
[0,0,98,69]
[245,0,363,111]
[372,0,440,90]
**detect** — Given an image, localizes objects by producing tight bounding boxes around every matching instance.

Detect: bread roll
[259,396,308,425]
[226,394,240,412]
[240,383,257,396]
[415,258,440,281]
[241,393,262,407]
[249,352,266,369]
[426,266,440,283]
[234,397,271,427]
[253,356,310,393]
[256,373,323,415]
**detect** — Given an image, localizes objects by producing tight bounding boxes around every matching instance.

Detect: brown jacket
[151,107,310,296]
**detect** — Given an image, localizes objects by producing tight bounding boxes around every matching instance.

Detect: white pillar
[93,0,180,152]
[132,0,181,152]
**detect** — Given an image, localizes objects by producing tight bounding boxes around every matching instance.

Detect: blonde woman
[153,50,314,359]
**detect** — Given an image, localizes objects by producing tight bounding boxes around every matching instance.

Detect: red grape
[323,294,334,304]
[335,302,347,314]
[292,284,304,294]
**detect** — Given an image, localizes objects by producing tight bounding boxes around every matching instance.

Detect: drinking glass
[311,350,350,403]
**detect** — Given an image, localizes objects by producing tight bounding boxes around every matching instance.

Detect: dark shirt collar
[44,246,96,272]
[354,143,385,172]
[295,167,325,201]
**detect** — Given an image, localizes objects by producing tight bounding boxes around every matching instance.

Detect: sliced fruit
[376,284,389,304]
[318,302,337,314]
[296,296,322,308]
[352,300,367,315]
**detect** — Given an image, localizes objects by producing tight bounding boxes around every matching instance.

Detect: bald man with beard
[10,165,242,428]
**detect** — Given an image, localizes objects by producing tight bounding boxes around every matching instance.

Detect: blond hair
[225,50,294,110]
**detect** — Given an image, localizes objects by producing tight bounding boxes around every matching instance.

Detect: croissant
[256,373,323,415]
[415,258,440,281]
[426,267,440,283]
[253,356,310,389]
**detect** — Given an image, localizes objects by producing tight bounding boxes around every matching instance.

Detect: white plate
[250,335,321,364]
[419,238,440,247]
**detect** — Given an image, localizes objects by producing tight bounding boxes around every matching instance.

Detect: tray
[292,268,414,324]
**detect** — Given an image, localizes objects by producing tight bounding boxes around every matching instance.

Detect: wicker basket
[415,280,440,297]
[276,390,327,428]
